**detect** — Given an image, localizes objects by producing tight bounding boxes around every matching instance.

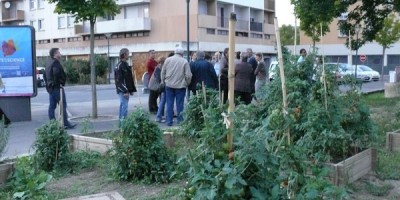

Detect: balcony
[217,17,249,31]
[96,18,151,34]
[250,21,263,32]
[1,10,24,22]
[116,0,150,6]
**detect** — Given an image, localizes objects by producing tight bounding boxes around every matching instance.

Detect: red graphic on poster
[2,39,17,56]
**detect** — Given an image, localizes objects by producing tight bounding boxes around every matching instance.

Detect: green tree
[375,13,400,78]
[46,0,120,118]
[279,24,300,46]
[291,0,347,49]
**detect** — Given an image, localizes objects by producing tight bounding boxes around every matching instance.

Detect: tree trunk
[381,47,386,81]
[90,20,98,118]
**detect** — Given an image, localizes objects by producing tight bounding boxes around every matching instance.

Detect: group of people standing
[145,47,269,126]
[43,46,269,129]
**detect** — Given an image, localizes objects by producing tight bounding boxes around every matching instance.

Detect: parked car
[357,65,380,81]
[268,61,278,81]
[325,63,369,82]
[347,65,371,82]
[36,67,46,87]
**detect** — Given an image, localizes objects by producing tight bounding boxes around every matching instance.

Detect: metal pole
[186,0,190,62]
[355,28,359,79]
[107,37,110,84]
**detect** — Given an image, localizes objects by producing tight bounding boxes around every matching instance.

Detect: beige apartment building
[1,0,276,78]
[297,12,400,74]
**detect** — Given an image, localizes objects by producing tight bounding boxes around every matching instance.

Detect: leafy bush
[4,157,52,199]
[32,120,70,172]
[111,109,173,183]
[94,55,108,78]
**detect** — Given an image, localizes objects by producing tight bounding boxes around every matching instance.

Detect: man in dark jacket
[246,48,257,95]
[114,48,137,122]
[44,48,76,129]
[189,51,218,94]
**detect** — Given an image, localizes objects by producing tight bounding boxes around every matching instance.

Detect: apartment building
[1,0,276,78]
[297,12,400,73]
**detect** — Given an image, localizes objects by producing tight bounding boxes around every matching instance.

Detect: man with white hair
[161,47,192,126]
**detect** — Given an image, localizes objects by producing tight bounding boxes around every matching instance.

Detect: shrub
[4,157,52,199]
[94,55,109,78]
[111,109,173,183]
[32,120,70,172]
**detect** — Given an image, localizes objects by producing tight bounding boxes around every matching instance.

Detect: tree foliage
[279,25,300,46]
[375,13,400,50]
[292,0,399,49]
[291,0,347,46]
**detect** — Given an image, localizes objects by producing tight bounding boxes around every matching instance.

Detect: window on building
[125,4,149,19]
[38,0,44,9]
[30,0,35,9]
[217,30,228,35]
[265,34,271,39]
[67,16,75,27]
[206,28,215,35]
[58,16,66,29]
[338,28,348,38]
[251,33,263,38]
[38,19,44,31]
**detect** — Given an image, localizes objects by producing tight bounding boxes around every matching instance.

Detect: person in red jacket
[147,50,159,114]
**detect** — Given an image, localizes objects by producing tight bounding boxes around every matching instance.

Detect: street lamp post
[186,0,190,62]
[105,33,112,84]
[354,25,361,80]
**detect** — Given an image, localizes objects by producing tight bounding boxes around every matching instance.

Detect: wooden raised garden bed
[70,134,113,154]
[0,162,15,186]
[327,148,377,186]
[70,131,175,154]
[386,130,400,152]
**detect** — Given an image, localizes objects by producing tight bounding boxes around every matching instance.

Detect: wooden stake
[60,87,64,128]
[227,12,237,158]
[274,17,290,145]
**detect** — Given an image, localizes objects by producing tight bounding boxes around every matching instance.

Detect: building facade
[1,0,277,79]
[297,11,400,74]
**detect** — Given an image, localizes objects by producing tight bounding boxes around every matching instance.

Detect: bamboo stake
[227,13,237,159]
[60,87,64,128]
[202,81,207,104]
[274,17,290,145]
[131,59,141,106]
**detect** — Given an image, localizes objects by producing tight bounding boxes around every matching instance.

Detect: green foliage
[375,13,400,49]
[364,181,394,197]
[376,150,400,180]
[47,0,120,24]
[280,24,300,46]
[0,119,9,158]
[94,55,108,78]
[111,109,173,183]
[180,89,225,138]
[4,157,52,200]
[62,59,90,84]
[32,120,70,172]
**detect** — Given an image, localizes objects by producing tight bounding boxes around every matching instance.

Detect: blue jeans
[118,92,129,121]
[48,87,70,126]
[156,91,166,121]
[165,87,186,126]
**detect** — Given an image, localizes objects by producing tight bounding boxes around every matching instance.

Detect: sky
[276,0,296,26]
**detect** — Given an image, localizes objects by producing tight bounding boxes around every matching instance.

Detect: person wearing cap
[114,48,137,124]
[161,47,192,126]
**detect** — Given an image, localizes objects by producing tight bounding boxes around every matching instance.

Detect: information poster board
[0,26,36,97]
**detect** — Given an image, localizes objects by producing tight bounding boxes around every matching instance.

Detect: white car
[36,67,46,87]
[268,61,279,81]
[347,65,371,82]
[357,65,380,81]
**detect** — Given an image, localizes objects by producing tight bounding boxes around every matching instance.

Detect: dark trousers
[148,90,159,113]
[234,91,252,105]
[48,87,70,126]
[0,108,10,125]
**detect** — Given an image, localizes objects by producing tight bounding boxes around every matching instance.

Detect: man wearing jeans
[114,48,137,124]
[161,47,192,126]
[44,48,76,129]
